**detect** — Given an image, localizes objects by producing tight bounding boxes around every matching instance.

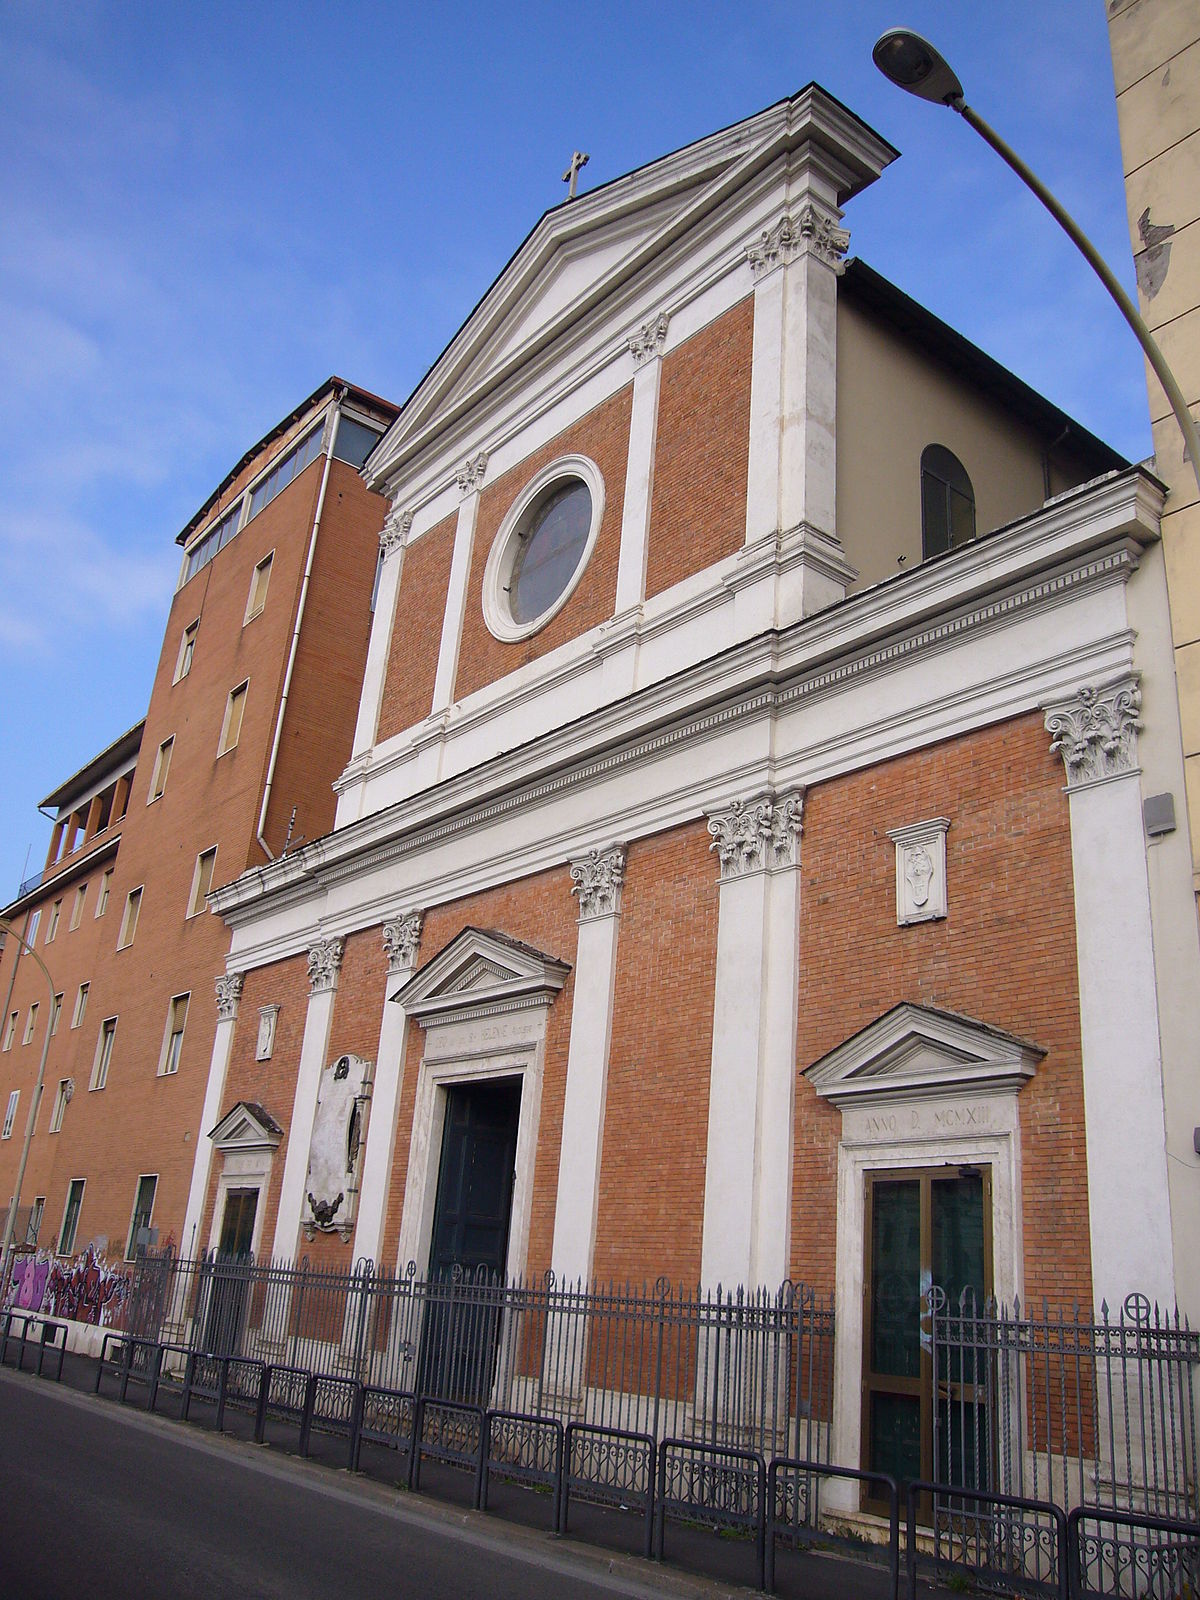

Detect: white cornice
[211,472,1158,951]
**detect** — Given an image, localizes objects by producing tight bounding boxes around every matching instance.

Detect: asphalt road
[0,1368,736,1600]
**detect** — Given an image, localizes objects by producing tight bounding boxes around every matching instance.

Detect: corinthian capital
[379,505,413,558]
[746,204,850,280]
[382,911,423,973]
[455,451,488,497]
[307,936,345,994]
[570,846,627,919]
[628,313,670,368]
[214,971,244,1022]
[1044,677,1141,791]
[707,790,804,879]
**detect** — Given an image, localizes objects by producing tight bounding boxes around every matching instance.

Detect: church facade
[191,89,1200,1484]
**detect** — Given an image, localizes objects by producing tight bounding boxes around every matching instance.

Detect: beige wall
[835,299,1085,592]
[1109,0,1200,882]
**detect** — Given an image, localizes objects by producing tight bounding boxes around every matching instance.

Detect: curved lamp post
[0,917,59,1299]
[872,28,1200,498]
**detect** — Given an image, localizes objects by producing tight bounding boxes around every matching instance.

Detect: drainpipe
[256,388,346,861]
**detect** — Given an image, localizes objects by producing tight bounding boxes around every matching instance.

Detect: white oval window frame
[482,454,605,643]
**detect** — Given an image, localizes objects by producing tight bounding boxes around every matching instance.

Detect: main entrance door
[419,1077,521,1401]
[206,1188,259,1355]
[862,1166,992,1501]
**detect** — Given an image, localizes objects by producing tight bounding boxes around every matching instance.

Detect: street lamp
[0,916,58,1299]
[872,28,1200,498]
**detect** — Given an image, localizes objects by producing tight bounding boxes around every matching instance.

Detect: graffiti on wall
[2,1245,133,1327]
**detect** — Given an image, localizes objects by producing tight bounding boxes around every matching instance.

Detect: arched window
[921,445,975,559]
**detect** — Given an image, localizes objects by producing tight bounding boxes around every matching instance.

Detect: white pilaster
[431,453,487,714]
[550,847,626,1284]
[350,505,412,760]
[353,913,423,1270]
[700,792,804,1289]
[270,937,343,1261]
[1045,678,1175,1307]
[614,317,667,615]
[744,202,849,548]
[180,972,244,1258]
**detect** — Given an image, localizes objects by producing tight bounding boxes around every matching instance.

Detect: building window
[2,1090,18,1139]
[126,1174,158,1260]
[26,1197,44,1246]
[920,445,976,559]
[218,683,247,755]
[117,887,142,949]
[246,426,324,522]
[50,992,63,1035]
[188,848,217,918]
[22,1002,39,1045]
[182,501,242,586]
[333,415,382,469]
[58,1178,85,1253]
[90,1018,117,1091]
[483,457,604,642]
[49,1080,71,1134]
[95,870,112,917]
[2,1012,16,1051]
[26,908,41,945]
[174,619,199,682]
[159,993,189,1076]
[45,899,61,943]
[244,553,273,623]
[70,884,87,929]
[148,736,174,803]
[72,982,90,1028]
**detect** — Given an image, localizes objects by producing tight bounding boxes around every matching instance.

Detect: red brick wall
[202,952,310,1255]
[378,868,578,1277]
[453,386,632,702]
[791,713,1090,1309]
[261,459,389,857]
[645,298,753,599]
[592,821,719,1287]
[375,513,456,743]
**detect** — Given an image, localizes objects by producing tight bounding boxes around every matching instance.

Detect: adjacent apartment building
[0,378,398,1273]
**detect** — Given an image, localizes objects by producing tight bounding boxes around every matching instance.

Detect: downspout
[256,387,346,861]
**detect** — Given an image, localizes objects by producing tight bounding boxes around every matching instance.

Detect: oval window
[482,454,605,642]
[509,480,592,623]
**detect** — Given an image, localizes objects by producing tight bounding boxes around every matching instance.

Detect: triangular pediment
[208,1100,285,1151]
[804,1003,1043,1109]
[367,87,896,487]
[391,926,570,1024]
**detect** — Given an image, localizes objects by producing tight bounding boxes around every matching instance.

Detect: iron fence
[929,1287,1199,1598]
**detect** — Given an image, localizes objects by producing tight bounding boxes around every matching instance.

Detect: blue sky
[0,1,1148,894]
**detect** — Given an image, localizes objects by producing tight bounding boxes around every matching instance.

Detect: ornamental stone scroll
[455,450,488,497]
[707,790,805,880]
[382,911,424,974]
[307,936,345,995]
[570,846,627,919]
[1044,677,1142,791]
[214,971,244,1022]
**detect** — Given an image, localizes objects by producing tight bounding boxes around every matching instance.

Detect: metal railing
[929,1287,1199,1598]
[137,1251,834,1466]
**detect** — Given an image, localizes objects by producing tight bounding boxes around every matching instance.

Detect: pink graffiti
[42,1246,131,1326]
[12,1256,49,1311]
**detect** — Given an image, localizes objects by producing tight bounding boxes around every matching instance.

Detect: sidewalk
[12,1343,949,1600]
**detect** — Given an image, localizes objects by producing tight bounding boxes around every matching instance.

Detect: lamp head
[872,29,964,107]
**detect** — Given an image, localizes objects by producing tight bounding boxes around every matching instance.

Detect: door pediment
[208,1100,284,1153]
[391,925,570,1025]
[804,1003,1043,1109]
